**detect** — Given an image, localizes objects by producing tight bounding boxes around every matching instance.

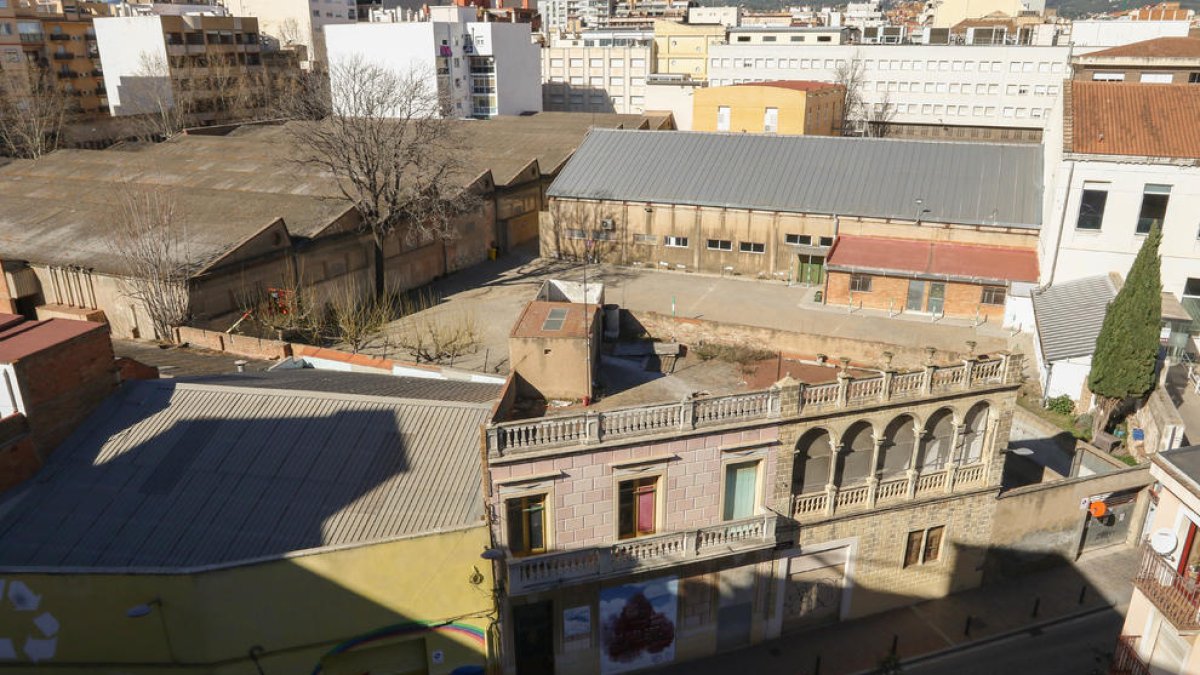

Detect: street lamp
[125,597,176,663]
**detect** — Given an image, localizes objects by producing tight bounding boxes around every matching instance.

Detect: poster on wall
[563,605,592,640]
[598,576,678,674]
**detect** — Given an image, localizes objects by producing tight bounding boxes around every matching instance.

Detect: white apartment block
[224,0,355,65]
[541,0,613,35]
[324,17,541,119]
[542,43,651,113]
[703,44,1072,137]
[1066,19,1192,48]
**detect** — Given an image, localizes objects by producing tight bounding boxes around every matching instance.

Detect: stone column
[906,420,924,499]
[824,443,842,517]
[866,435,883,508]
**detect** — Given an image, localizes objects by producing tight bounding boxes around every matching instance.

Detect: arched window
[878,415,916,478]
[958,402,990,465]
[835,421,874,486]
[918,409,955,473]
[793,428,834,495]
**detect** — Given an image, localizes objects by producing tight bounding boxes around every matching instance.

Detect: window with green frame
[723,461,759,521]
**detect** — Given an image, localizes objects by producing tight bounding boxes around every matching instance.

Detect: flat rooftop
[511,301,598,339]
[0,316,107,364]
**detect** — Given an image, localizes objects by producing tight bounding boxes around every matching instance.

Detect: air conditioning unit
[600,218,615,230]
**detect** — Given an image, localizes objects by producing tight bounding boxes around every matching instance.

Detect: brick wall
[174,326,292,361]
[632,310,996,370]
[14,325,117,454]
[489,425,779,549]
[825,271,1005,322]
[0,414,36,493]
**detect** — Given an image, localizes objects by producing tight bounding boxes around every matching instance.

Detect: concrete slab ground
[656,544,1138,675]
[114,339,271,377]
[364,251,1035,380]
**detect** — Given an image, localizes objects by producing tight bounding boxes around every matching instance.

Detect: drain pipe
[1042,159,1075,290]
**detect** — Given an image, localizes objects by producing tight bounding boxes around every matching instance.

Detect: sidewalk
[658,545,1137,675]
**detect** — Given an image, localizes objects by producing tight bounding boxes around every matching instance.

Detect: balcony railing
[507,515,777,594]
[1110,636,1150,675]
[487,355,1020,456]
[791,463,990,521]
[1133,542,1200,631]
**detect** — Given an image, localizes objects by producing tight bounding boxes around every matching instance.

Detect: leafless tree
[127,52,193,141]
[834,53,897,138]
[109,187,192,340]
[276,55,481,297]
[866,89,897,138]
[394,309,481,364]
[0,65,75,159]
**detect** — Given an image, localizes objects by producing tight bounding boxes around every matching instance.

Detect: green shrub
[1045,395,1075,417]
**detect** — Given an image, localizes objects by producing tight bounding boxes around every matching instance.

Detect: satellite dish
[1151,529,1178,556]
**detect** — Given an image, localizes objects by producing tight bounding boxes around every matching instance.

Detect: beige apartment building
[0,0,106,115]
[542,41,651,113]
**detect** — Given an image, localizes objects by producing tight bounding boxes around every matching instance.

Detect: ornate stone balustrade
[507,515,778,595]
[487,354,1022,456]
[791,463,990,522]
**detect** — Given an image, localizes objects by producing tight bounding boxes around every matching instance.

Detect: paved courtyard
[364,250,1035,380]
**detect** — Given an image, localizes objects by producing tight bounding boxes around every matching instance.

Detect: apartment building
[922,0,1044,29]
[224,0,356,66]
[727,25,851,46]
[1066,19,1193,48]
[325,13,541,119]
[692,81,844,135]
[541,0,613,34]
[0,0,106,114]
[1114,445,1200,674]
[1039,82,1200,317]
[544,129,1042,325]
[1071,36,1200,84]
[541,31,651,113]
[94,14,265,119]
[704,43,1072,140]
[486,300,1024,673]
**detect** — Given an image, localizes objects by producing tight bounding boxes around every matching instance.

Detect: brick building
[484,347,1023,673]
[0,313,116,492]
[543,129,1041,324]
[1071,36,1200,84]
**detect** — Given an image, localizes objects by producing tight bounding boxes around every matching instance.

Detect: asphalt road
[901,609,1124,675]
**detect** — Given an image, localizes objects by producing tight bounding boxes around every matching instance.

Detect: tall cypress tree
[1088,226,1162,432]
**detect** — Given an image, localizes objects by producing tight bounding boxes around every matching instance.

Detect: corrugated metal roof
[547,129,1043,229]
[179,369,502,404]
[1032,275,1116,363]
[0,378,491,570]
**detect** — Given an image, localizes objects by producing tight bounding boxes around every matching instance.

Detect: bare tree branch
[275,55,481,297]
[0,65,75,159]
[108,187,192,340]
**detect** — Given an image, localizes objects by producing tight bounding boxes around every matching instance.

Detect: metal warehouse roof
[1032,275,1115,363]
[547,129,1043,229]
[0,378,492,571]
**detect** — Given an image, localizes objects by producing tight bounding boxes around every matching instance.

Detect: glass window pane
[723,461,758,520]
[637,482,656,534]
[1076,189,1108,230]
[507,499,525,553]
[618,482,635,538]
[527,499,544,552]
[1137,189,1170,234]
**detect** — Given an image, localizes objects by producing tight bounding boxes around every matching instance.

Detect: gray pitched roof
[1032,275,1116,363]
[547,129,1043,229]
[0,378,491,571]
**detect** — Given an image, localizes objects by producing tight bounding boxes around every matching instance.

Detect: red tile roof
[826,236,1039,283]
[1083,37,1200,59]
[735,80,843,93]
[0,317,107,363]
[1068,82,1200,159]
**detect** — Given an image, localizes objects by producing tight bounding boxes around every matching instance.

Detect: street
[902,609,1123,675]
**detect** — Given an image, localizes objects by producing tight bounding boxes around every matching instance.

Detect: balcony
[486,355,1019,456]
[47,33,70,41]
[507,515,777,595]
[1132,542,1200,631]
[1110,636,1151,675]
[19,33,44,44]
[791,462,989,521]
[51,52,73,60]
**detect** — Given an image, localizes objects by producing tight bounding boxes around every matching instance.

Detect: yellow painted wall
[0,525,494,674]
[693,84,843,135]
[653,20,725,81]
